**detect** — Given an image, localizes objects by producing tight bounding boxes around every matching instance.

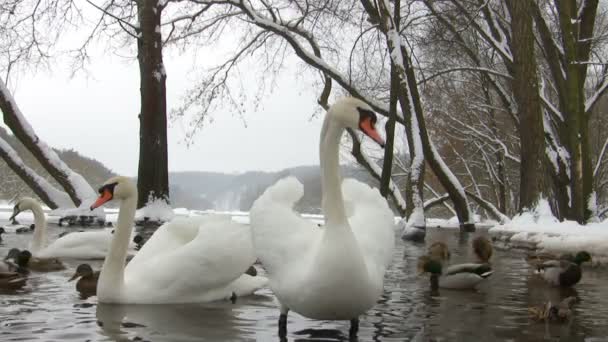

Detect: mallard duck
[427,241,450,263]
[0,271,27,290]
[245,265,258,277]
[418,255,493,290]
[13,249,65,272]
[15,224,35,234]
[536,251,591,287]
[472,236,493,263]
[0,248,19,273]
[9,249,31,275]
[69,263,99,297]
[525,251,582,267]
[529,296,577,322]
[133,234,144,251]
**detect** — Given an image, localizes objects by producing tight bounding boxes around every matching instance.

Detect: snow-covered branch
[0,135,72,209]
[0,78,96,206]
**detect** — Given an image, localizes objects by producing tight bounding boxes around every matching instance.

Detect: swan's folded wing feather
[342,179,395,280]
[37,231,112,258]
[249,177,320,277]
[125,216,256,295]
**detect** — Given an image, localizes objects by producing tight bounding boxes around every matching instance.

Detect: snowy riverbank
[489,202,608,265]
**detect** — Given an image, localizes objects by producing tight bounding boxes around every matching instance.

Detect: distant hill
[169,165,378,213]
[0,126,382,213]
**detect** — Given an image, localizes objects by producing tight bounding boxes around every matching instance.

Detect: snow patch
[490,199,608,265]
[135,196,175,222]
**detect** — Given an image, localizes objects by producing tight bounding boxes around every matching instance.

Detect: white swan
[250,97,395,336]
[90,176,267,304]
[10,197,137,260]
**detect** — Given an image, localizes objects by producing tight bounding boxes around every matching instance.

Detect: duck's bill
[359,117,385,147]
[68,273,79,282]
[90,190,113,210]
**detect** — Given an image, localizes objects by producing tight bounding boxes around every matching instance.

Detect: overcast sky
[7,48,325,177]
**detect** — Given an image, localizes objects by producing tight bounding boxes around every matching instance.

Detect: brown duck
[472,236,493,263]
[69,263,99,297]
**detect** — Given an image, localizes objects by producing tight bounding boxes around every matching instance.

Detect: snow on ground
[135,198,175,222]
[3,197,606,266]
[489,200,608,265]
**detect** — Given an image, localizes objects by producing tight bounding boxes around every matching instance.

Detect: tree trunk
[380,47,398,200]
[556,0,586,223]
[0,136,71,209]
[136,0,170,209]
[506,0,548,212]
[0,79,95,206]
[372,0,473,230]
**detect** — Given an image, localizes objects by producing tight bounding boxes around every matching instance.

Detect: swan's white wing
[38,231,112,259]
[124,215,257,298]
[249,177,321,277]
[343,178,395,280]
[38,229,137,259]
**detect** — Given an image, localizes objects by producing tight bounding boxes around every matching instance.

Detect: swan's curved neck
[30,203,47,254]
[98,194,136,300]
[320,118,347,226]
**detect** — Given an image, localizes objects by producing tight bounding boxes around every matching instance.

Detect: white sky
[7,49,325,177]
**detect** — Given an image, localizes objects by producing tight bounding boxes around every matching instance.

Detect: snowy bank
[489,201,608,265]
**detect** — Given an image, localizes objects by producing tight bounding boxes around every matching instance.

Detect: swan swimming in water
[10,197,137,260]
[90,176,267,304]
[250,97,395,337]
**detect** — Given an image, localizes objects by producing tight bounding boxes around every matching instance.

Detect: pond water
[1,222,607,342]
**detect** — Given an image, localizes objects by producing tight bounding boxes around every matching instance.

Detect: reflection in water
[1,223,608,341]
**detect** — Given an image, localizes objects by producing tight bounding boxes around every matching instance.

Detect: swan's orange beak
[90,189,113,210]
[359,117,385,148]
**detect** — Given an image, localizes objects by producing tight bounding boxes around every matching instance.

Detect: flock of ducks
[0,98,597,337]
[416,236,592,322]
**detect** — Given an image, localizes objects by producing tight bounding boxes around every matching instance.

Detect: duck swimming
[69,263,99,298]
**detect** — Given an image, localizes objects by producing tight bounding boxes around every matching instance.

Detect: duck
[4,248,63,272]
[0,248,20,273]
[0,271,27,290]
[15,224,35,234]
[418,255,493,290]
[536,251,592,287]
[472,236,493,263]
[529,296,577,322]
[10,197,138,259]
[525,251,581,267]
[89,176,267,304]
[249,97,395,337]
[6,249,32,274]
[0,227,4,242]
[69,263,99,297]
[427,241,450,264]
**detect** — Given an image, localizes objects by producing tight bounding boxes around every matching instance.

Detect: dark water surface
[1,223,607,342]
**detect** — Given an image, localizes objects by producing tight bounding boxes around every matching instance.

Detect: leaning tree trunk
[373,0,474,230]
[0,136,71,209]
[506,0,548,212]
[136,0,170,209]
[0,78,96,206]
[379,0,425,228]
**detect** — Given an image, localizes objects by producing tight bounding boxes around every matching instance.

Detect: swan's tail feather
[255,177,304,207]
[342,179,390,211]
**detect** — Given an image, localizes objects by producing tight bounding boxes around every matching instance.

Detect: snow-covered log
[0,136,72,209]
[0,78,96,206]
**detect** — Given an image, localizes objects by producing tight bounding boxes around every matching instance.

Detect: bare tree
[506,0,548,211]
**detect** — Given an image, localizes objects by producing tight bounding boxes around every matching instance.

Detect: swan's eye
[357,108,378,127]
[98,182,118,195]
